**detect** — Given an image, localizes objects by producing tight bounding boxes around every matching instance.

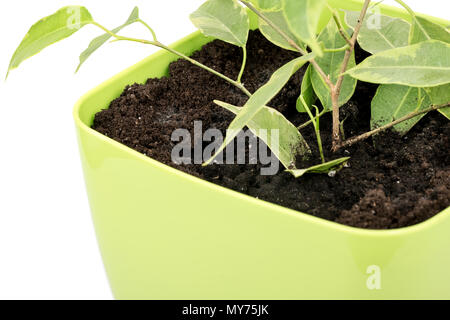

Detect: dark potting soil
[93,30,450,230]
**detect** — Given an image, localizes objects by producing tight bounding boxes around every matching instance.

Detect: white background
[0,0,447,300]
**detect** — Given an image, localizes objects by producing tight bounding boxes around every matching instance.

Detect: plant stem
[394,0,431,40]
[297,108,326,130]
[237,46,247,83]
[239,0,334,90]
[338,103,450,148]
[241,1,303,52]
[324,45,350,53]
[331,0,371,151]
[239,0,371,153]
[328,5,352,45]
[137,19,158,41]
[154,42,251,96]
[330,92,341,150]
[300,96,325,163]
[91,22,251,97]
[394,0,416,17]
[339,116,348,141]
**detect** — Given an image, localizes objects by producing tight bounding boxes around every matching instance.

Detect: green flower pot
[73,0,450,299]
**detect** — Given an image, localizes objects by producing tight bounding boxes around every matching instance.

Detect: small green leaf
[76,7,140,72]
[346,40,450,87]
[250,0,281,11]
[204,54,313,165]
[438,106,450,120]
[216,101,311,169]
[296,65,316,112]
[345,11,410,54]
[406,15,450,121]
[7,6,93,78]
[282,0,326,56]
[371,85,432,134]
[190,0,249,47]
[410,16,450,45]
[258,10,305,51]
[424,84,450,119]
[424,84,450,105]
[311,19,357,111]
[287,157,350,178]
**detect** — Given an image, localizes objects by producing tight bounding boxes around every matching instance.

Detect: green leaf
[216,101,311,169]
[424,84,450,119]
[258,10,305,51]
[410,16,450,45]
[190,0,249,47]
[346,40,450,87]
[407,15,450,121]
[250,0,281,11]
[282,0,326,56]
[311,19,357,111]
[345,11,410,54]
[287,157,350,178]
[76,7,139,72]
[438,106,450,120]
[204,54,313,165]
[296,65,316,112]
[7,6,93,78]
[424,84,450,105]
[371,85,432,134]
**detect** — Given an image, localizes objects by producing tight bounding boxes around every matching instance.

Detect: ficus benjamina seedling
[6,0,450,178]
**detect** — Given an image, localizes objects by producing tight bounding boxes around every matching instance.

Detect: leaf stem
[339,116,348,140]
[338,103,450,148]
[137,19,158,41]
[239,0,334,90]
[91,22,251,97]
[328,5,352,45]
[331,0,371,151]
[237,46,247,83]
[300,96,325,163]
[394,0,416,17]
[324,45,350,53]
[154,42,251,96]
[394,0,431,40]
[240,1,303,52]
[298,108,326,130]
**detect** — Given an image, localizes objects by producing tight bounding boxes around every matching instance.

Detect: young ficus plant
[234,0,449,165]
[6,0,450,178]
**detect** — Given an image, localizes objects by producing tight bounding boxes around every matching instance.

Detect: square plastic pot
[73,0,450,299]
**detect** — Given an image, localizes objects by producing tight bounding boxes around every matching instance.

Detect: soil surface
[93,30,450,229]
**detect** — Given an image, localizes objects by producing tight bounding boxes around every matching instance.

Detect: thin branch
[300,97,325,163]
[328,5,352,45]
[394,0,417,16]
[339,103,450,148]
[337,29,352,46]
[297,108,326,130]
[240,0,306,54]
[331,0,371,151]
[91,22,251,97]
[155,41,251,97]
[237,46,247,83]
[324,45,350,53]
[239,0,334,90]
[137,19,158,42]
[334,0,371,92]
[394,0,431,40]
